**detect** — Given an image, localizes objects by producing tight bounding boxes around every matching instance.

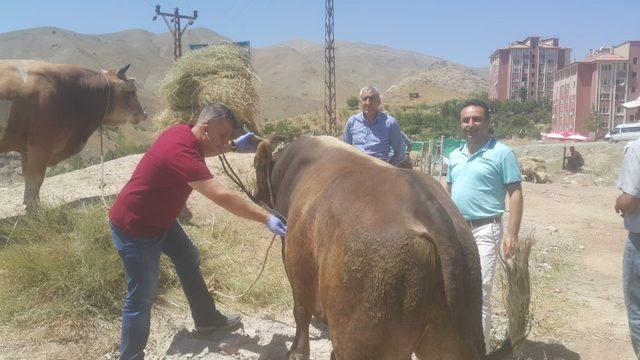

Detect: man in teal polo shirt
[446,99,523,348]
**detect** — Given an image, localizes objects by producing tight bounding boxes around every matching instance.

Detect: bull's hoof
[287,351,310,360]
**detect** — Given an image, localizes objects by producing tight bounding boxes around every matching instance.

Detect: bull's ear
[254,141,273,169]
[117,64,131,80]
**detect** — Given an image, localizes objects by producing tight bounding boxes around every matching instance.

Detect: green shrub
[346,96,359,110]
[260,119,304,142]
[389,96,552,141]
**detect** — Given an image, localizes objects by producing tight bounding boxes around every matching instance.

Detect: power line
[324,0,336,136]
[153,5,198,61]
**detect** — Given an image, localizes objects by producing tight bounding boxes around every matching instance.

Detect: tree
[519,87,527,102]
[346,96,359,110]
[584,109,601,133]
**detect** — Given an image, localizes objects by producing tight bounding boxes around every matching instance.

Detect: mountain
[383,61,489,105]
[0,27,488,122]
[254,40,489,118]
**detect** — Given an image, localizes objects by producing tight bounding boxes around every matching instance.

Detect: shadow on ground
[504,340,580,360]
[164,318,331,359]
[164,328,291,359]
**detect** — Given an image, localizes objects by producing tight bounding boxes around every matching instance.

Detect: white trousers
[471,221,503,347]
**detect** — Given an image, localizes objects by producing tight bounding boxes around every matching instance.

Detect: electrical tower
[324,0,336,136]
[153,5,198,61]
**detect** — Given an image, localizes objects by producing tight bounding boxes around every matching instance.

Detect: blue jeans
[623,232,640,359]
[110,221,224,360]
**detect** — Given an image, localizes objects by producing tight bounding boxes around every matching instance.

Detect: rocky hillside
[0,27,488,121]
[383,61,489,105]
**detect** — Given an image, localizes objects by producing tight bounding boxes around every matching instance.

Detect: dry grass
[190,215,291,311]
[0,201,291,347]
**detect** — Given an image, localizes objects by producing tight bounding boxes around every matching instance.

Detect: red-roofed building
[552,41,640,133]
[489,36,571,101]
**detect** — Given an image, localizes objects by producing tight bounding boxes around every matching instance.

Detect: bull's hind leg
[287,303,312,360]
[21,148,48,211]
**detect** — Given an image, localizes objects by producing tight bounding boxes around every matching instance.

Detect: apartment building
[552,41,640,133]
[489,36,571,101]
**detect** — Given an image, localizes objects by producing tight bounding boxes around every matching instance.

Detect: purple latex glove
[232,132,256,152]
[266,215,286,237]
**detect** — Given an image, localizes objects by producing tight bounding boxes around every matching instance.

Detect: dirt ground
[0,141,637,359]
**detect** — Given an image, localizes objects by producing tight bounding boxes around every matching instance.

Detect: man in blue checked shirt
[446,98,523,349]
[342,86,404,166]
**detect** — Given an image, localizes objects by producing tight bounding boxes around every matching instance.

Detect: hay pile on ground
[154,44,259,132]
[520,156,551,183]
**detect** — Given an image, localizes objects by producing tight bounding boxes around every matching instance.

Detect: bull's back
[0,60,89,99]
[0,61,46,99]
[0,61,92,145]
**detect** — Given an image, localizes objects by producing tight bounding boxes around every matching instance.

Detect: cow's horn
[117,64,131,80]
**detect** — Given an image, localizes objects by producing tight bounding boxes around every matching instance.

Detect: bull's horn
[117,64,131,80]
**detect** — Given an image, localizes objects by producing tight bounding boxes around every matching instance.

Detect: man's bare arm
[189,178,268,224]
[503,182,523,258]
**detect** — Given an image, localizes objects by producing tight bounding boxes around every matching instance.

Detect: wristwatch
[230,140,238,152]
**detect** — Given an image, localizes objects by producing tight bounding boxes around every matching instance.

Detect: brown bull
[254,135,505,359]
[0,60,146,209]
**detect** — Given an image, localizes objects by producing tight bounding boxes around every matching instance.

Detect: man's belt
[467,216,502,228]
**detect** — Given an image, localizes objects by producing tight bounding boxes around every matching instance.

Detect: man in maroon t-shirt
[109,103,286,360]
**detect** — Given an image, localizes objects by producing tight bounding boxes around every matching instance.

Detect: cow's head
[103,64,147,126]
[254,140,276,208]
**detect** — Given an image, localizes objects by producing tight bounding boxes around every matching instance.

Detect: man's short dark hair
[459,99,490,121]
[197,103,240,130]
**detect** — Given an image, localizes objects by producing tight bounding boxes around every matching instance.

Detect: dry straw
[499,233,534,350]
[154,43,259,132]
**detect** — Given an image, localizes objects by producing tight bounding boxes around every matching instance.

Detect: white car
[605,123,640,142]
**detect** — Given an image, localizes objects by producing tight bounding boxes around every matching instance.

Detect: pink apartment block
[490,36,571,102]
[552,41,640,133]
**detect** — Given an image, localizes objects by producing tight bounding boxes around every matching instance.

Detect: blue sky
[2,0,639,68]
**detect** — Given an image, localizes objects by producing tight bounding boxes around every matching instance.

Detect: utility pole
[153,5,198,61]
[324,0,336,136]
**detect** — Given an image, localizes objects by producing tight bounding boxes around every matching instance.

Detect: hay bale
[155,44,259,132]
[520,156,551,183]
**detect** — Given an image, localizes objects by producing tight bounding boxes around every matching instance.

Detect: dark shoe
[195,313,242,332]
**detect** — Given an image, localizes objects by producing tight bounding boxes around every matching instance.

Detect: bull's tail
[413,230,487,359]
[487,234,534,358]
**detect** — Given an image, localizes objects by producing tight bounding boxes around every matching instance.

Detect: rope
[98,74,112,209]
[207,150,286,300]
[217,153,286,223]
[209,233,278,300]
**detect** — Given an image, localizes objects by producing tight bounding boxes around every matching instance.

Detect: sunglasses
[360,96,379,101]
